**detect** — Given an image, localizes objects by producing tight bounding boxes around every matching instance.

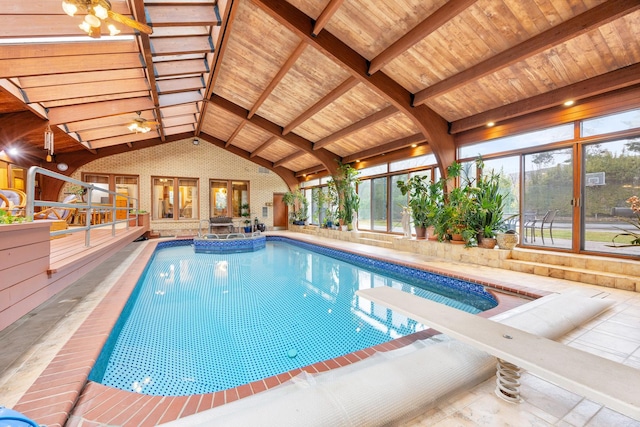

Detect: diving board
[356,286,640,421]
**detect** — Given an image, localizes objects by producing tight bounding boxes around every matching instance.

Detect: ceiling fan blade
[108,10,153,34]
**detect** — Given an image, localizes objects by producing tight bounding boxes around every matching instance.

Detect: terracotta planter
[137,213,150,229]
[415,226,427,240]
[478,237,497,249]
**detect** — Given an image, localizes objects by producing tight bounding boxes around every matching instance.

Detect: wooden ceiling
[1,0,639,182]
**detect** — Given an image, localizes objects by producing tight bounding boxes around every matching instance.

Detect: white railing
[25,166,139,247]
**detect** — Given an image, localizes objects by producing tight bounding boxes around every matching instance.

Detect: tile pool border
[12,234,544,427]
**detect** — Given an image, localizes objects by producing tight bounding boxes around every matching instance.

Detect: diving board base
[356,286,640,421]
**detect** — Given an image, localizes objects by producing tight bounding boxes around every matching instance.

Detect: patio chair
[540,209,559,245]
[33,194,77,223]
[0,188,27,216]
[522,211,537,242]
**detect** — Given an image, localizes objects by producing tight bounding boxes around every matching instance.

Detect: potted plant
[240,203,252,232]
[283,189,309,225]
[396,174,442,239]
[329,162,360,231]
[68,184,88,202]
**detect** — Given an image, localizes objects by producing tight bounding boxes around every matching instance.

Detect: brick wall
[70,138,289,236]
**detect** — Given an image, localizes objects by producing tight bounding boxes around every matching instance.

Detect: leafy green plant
[282,189,309,224]
[240,203,251,225]
[329,162,360,230]
[0,210,28,224]
[396,174,443,229]
[610,196,640,247]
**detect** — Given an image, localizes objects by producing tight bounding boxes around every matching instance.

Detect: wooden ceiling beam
[0,53,143,79]
[250,135,278,157]
[342,133,426,163]
[145,5,221,27]
[47,97,155,125]
[252,0,455,174]
[273,150,305,168]
[249,41,307,119]
[312,0,345,37]
[201,133,300,190]
[413,0,640,106]
[368,0,476,75]
[451,62,640,134]
[23,78,150,103]
[295,164,327,177]
[314,105,397,150]
[199,0,237,136]
[283,76,358,135]
[225,121,246,147]
[129,0,165,141]
[209,94,339,175]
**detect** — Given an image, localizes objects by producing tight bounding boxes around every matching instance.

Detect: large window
[154,177,199,220]
[583,139,640,256]
[459,124,574,159]
[84,173,139,220]
[209,179,248,218]
[358,168,435,234]
[522,148,573,249]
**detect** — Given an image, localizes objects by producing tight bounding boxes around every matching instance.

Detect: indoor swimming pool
[89,237,497,396]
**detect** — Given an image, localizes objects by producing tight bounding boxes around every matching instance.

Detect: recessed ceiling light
[411,144,417,148]
[563,100,575,106]
[57,163,69,171]
[487,122,495,127]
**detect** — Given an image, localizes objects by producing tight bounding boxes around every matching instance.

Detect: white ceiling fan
[127,112,159,134]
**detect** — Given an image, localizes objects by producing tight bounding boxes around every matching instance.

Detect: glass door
[583,139,640,256]
[522,148,574,249]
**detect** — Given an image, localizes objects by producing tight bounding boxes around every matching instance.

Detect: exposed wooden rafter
[312,0,345,37]
[413,0,640,106]
[368,0,476,75]
[273,150,305,168]
[283,76,358,135]
[252,0,456,173]
[250,136,279,158]
[314,105,397,150]
[209,94,339,176]
[249,41,307,119]
[451,63,640,133]
[342,133,426,163]
[225,121,246,147]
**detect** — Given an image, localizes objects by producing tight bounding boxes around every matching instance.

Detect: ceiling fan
[62,0,153,38]
[127,112,159,134]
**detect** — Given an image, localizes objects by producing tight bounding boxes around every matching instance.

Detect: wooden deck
[48,225,147,276]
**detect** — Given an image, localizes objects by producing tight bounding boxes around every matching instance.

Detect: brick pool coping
[13,234,546,426]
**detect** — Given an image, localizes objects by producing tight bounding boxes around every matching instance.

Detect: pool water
[90,239,497,396]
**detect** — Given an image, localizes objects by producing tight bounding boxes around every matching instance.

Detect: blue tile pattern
[268,236,497,307]
[89,238,498,396]
[193,235,266,253]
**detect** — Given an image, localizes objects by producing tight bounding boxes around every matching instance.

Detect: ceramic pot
[478,237,497,249]
[415,226,427,240]
[497,232,518,250]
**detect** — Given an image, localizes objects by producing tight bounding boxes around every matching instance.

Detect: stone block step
[510,248,638,277]
[505,259,638,292]
[356,237,394,248]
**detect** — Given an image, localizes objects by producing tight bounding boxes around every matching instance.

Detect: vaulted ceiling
[1,0,639,187]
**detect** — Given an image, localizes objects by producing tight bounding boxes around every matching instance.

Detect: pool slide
[159,289,613,427]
